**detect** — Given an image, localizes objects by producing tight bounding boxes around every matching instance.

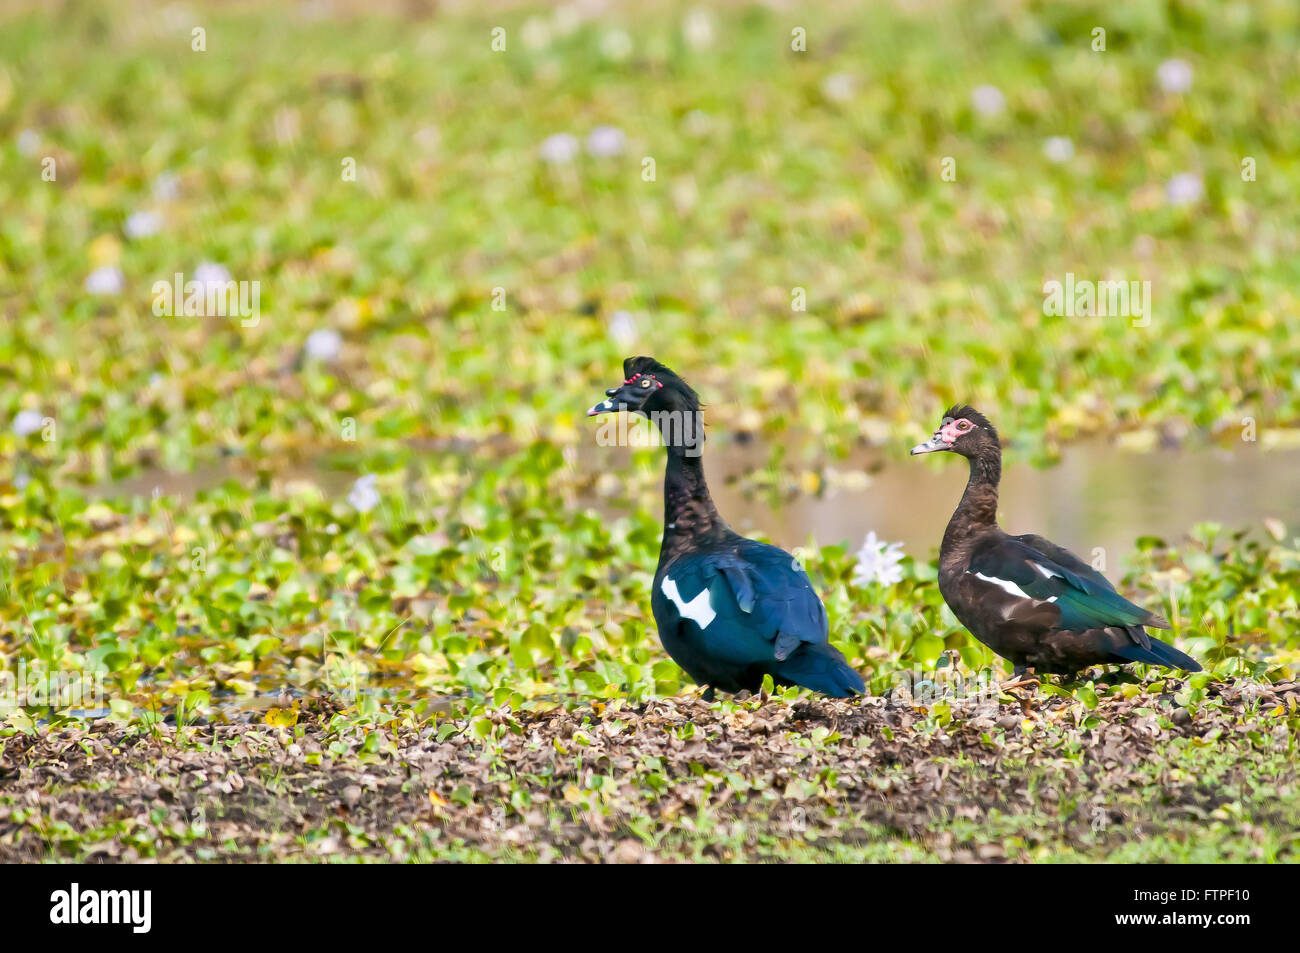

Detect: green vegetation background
[0,1,1297,855]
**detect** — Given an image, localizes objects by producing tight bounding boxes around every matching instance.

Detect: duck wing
[968,534,1166,636]
[727,539,830,657]
[655,540,862,695]
[659,542,827,656]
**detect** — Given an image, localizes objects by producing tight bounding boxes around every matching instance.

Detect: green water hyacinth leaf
[183,690,211,711]
[1074,683,1099,710]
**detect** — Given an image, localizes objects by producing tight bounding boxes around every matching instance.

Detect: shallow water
[99,439,1300,574]
[701,440,1300,571]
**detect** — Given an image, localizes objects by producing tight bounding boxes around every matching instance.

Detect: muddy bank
[2,678,1296,862]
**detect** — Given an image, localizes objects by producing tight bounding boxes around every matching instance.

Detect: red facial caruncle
[623,372,663,389]
[938,417,975,444]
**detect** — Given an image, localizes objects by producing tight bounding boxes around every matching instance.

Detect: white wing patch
[1031,562,1062,580]
[970,571,1059,605]
[662,576,716,630]
[971,571,1032,600]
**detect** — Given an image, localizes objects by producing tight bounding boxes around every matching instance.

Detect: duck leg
[999,665,1039,692]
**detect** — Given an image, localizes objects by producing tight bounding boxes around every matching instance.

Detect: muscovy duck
[910,406,1201,677]
[587,357,864,699]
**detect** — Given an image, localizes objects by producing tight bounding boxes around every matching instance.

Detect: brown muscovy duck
[911,406,1201,677]
[587,357,864,700]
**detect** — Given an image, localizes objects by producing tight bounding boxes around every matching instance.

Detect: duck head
[588,357,705,454]
[587,356,701,418]
[910,405,1000,458]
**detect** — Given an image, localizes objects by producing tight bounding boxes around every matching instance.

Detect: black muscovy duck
[587,357,864,699]
[910,406,1201,678]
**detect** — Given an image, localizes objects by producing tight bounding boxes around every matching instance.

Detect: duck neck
[941,449,1002,556]
[660,421,725,560]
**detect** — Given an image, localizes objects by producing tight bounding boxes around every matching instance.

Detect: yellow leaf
[264,707,298,728]
[1116,429,1158,453]
[83,503,120,530]
[129,526,160,546]
[89,234,122,265]
[551,415,578,442]
[734,407,762,432]
[1261,429,1300,451]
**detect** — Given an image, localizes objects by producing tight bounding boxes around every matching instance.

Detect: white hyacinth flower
[194,262,232,292]
[125,210,163,239]
[607,310,637,348]
[971,84,1006,116]
[520,16,550,50]
[1043,136,1074,163]
[586,125,626,157]
[683,110,712,137]
[821,73,855,103]
[304,328,342,363]
[852,531,906,587]
[347,474,380,513]
[152,172,180,201]
[683,9,714,50]
[599,29,633,62]
[1166,172,1204,206]
[13,409,44,437]
[539,133,580,164]
[1157,58,1193,94]
[85,265,124,296]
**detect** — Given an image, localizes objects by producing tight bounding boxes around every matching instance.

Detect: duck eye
[640,379,653,388]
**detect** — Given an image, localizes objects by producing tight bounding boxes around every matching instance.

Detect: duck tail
[1113,634,1202,672]
[777,643,866,697]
